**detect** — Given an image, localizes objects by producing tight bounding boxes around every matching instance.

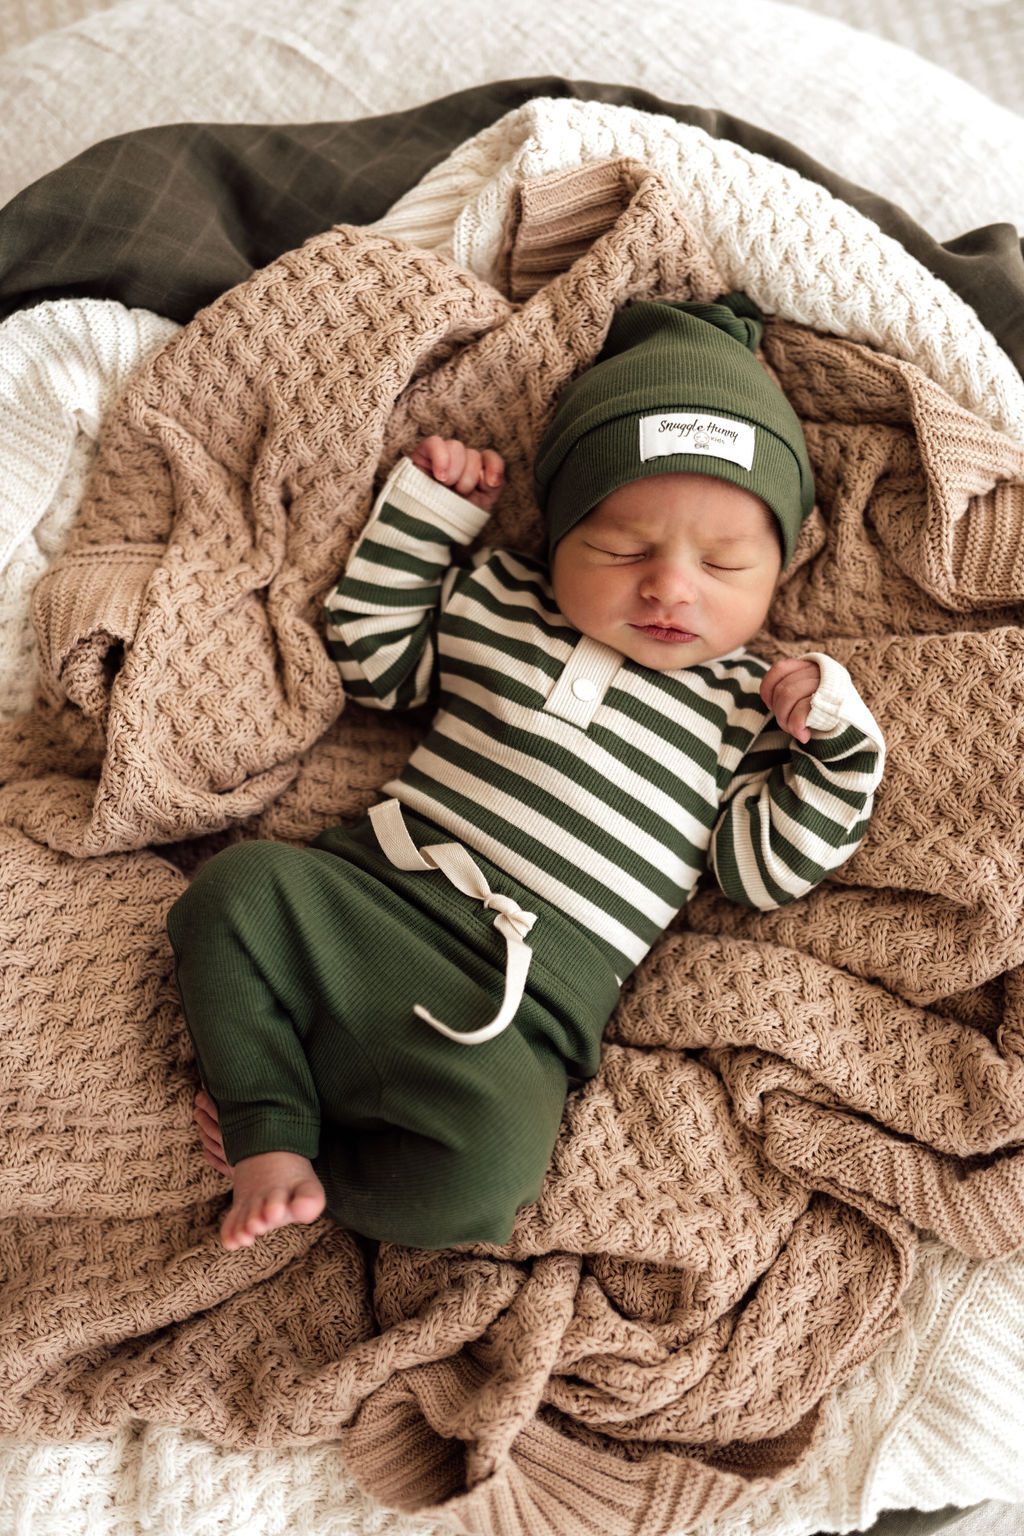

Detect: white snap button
[572,677,598,701]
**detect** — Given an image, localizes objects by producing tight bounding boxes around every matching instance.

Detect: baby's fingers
[413,436,474,487]
[447,446,507,502]
[480,448,505,491]
[411,437,505,505]
[761,658,820,744]
[779,694,813,744]
[449,447,486,498]
[411,434,454,481]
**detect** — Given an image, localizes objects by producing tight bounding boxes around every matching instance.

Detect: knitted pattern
[2,1239,1022,1536]
[374,98,1024,442]
[6,100,1024,726]
[0,299,179,718]
[3,163,1024,1536]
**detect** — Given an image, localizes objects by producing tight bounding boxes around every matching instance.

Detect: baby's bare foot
[221,1150,326,1251]
[192,1091,325,1248]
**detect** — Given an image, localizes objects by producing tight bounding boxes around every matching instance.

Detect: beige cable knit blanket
[3,161,1024,1536]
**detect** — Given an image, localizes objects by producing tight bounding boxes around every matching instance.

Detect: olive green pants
[167,811,620,1248]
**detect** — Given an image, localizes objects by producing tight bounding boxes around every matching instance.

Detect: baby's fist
[760,657,822,745]
[412,436,506,511]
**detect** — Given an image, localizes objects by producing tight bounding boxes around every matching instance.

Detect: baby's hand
[412,436,506,511]
[760,657,822,745]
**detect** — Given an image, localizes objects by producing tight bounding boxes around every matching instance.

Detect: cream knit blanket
[2,161,1024,1536]
[375,97,1024,443]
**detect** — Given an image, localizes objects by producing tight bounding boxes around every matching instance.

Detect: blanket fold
[2,160,1024,1536]
[31,542,167,716]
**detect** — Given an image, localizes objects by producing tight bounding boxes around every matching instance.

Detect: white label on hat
[639,413,755,471]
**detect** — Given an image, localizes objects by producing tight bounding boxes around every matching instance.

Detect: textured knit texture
[1,12,1023,1536]
[5,98,1024,733]
[376,99,1024,443]
[1,1240,1022,1536]
[0,299,179,718]
[3,161,1024,1536]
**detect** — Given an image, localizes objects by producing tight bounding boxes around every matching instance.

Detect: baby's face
[549,471,783,670]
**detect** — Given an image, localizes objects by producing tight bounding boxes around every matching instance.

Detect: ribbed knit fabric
[326,458,883,977]
[169,817,620,1245]
[532,294,816,562]
[3,158,1024,1536]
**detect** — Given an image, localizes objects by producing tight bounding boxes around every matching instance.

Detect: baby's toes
[290,1179,327,1224]
[221,1204,258,1250]
[257,1187,294,1232]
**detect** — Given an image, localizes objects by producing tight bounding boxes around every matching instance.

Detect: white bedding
[1,3,1023,1534]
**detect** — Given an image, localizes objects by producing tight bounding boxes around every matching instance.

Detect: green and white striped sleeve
[709,653,885,909]
[324,458,490,711]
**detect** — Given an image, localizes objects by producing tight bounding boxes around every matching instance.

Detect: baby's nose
[640,561,698,605]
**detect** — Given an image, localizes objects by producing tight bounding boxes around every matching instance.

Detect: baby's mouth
[631,623,697,643]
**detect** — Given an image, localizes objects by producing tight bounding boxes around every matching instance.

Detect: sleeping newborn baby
[168,293,885,1251]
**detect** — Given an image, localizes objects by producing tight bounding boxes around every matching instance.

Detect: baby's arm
[324,439,504,711]
[709,653,885,909]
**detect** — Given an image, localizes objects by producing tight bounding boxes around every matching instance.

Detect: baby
[169,293,885,1252]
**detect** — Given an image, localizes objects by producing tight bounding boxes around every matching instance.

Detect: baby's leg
[194,1088,325,1249]
[169,840,345,1250]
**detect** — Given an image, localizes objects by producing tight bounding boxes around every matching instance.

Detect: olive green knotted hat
[533,293,814,567]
